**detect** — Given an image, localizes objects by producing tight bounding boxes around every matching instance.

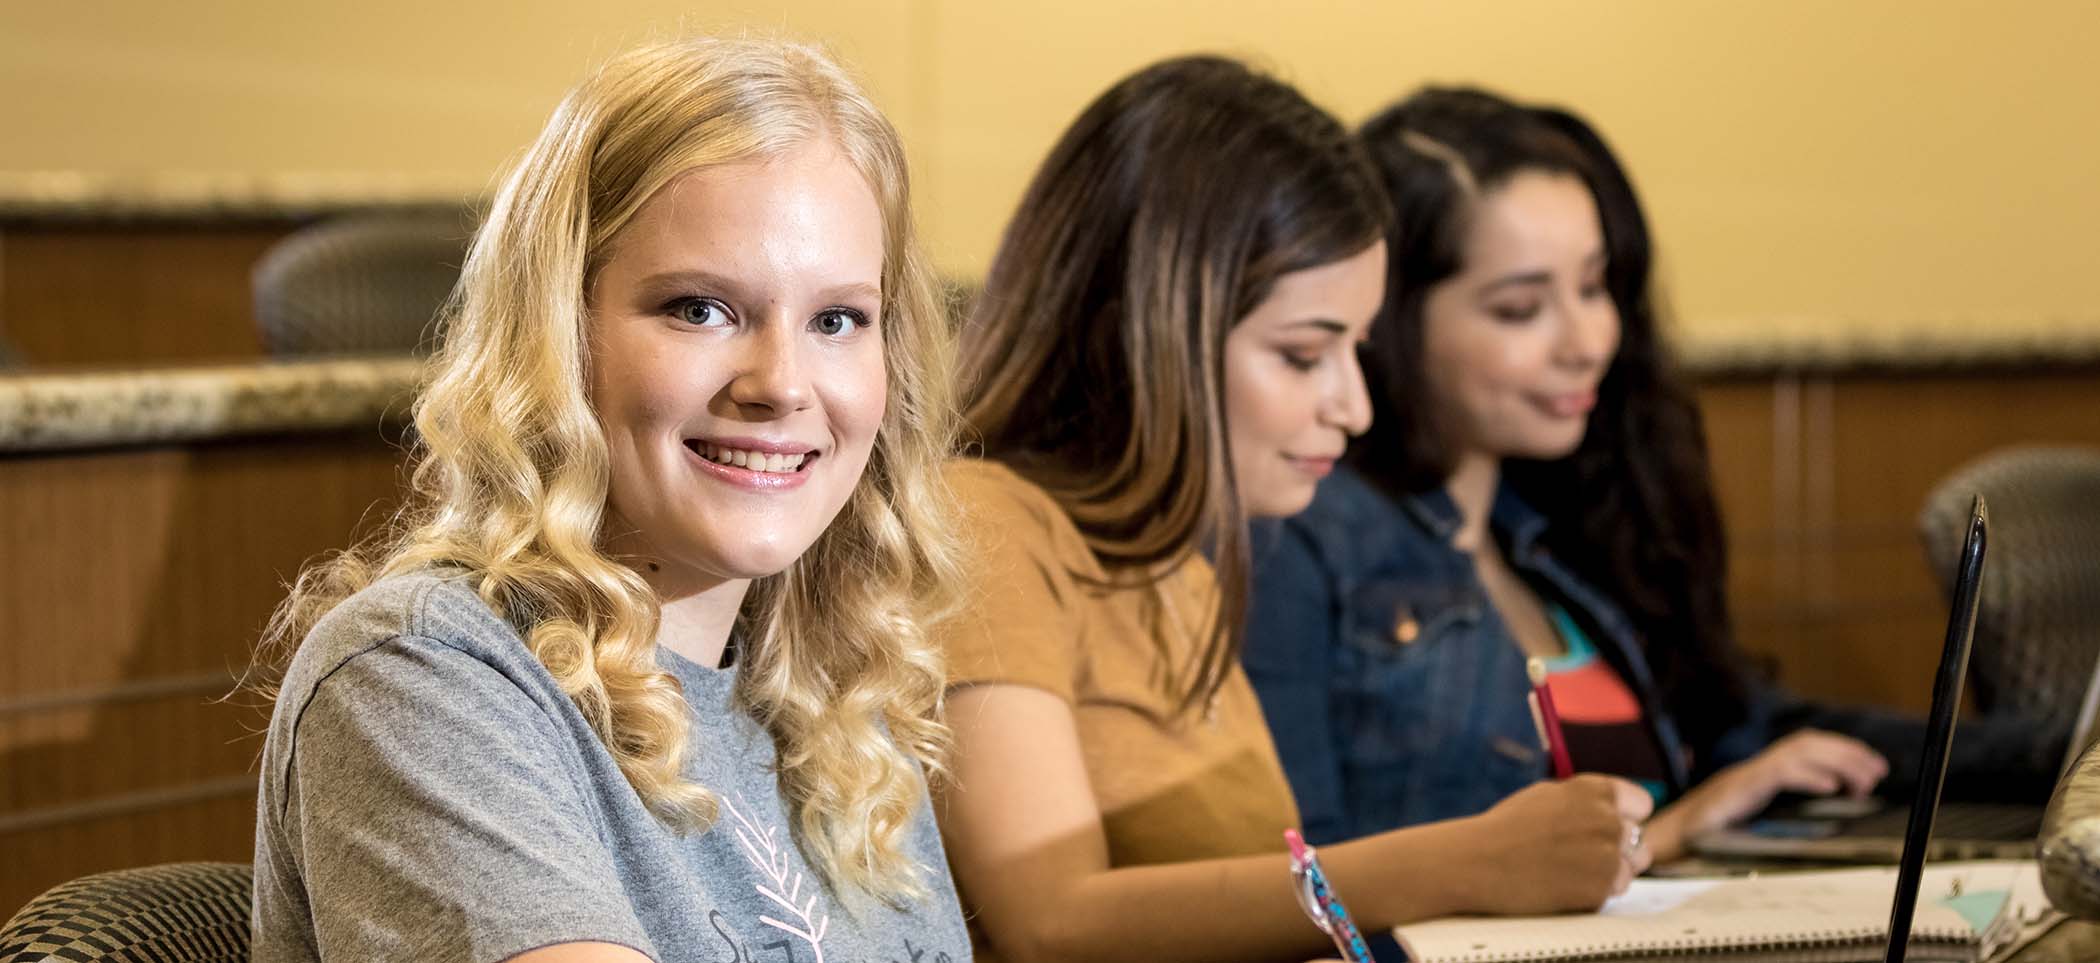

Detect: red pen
[1526,657,1574,779]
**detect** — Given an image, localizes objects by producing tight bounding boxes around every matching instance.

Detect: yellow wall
[5,1,2096,343]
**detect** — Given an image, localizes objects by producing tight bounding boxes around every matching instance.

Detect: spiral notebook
[1391,861,2053,963]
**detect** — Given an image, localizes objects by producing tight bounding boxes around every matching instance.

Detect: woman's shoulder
[258,569,595,818]
[943,457,1097,574]
[305,567,515,655]
[944,456,1055,514]
[277,569,543,718]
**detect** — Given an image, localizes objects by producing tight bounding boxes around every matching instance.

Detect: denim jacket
[1244,466,1690,844]
[1246,466,2065,846]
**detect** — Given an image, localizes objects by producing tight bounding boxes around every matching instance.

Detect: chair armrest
[2041,739,2100,919]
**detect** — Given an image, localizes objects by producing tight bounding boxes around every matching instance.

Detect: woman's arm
[1642,728,1888,862]
[1751,686,2065,803]
[939,683,1653,963]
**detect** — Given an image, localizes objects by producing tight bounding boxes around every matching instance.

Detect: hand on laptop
[1642,729,1888,863]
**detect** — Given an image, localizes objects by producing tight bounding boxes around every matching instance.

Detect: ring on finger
[1623,822,1645,856]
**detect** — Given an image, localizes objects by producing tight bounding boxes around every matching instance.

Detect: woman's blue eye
[812,309,865,336]
[674,298,730,327]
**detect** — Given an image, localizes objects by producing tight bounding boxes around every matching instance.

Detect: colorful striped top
[1541,604,1671,803]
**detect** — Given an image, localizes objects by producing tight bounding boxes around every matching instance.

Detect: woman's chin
[1242,481,1320,520]
[643,534,816,586]
[709,548,808,581]
[1505,429,1589,462]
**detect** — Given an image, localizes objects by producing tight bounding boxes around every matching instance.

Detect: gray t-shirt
[252,570,972,963]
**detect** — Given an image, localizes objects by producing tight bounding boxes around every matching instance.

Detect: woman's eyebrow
[817,281,883,303]
[1279,318,1348,334]
[633,268,750,299]
[1477,270,1551,295]
[631,271,881,306]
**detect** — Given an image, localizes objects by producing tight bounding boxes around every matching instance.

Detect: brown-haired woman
[933,57,1654,963]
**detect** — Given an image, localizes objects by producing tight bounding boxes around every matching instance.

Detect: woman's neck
[1446,451,1501,554]
[605,523,750,669]
[652,574,750,669]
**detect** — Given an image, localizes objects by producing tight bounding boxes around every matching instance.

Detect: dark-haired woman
[1246,87,2062,863]
[932,61,1655,963]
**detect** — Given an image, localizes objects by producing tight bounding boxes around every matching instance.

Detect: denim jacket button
[1392,611,1420,645]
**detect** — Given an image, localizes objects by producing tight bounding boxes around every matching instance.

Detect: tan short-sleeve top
[938,458,1300,867]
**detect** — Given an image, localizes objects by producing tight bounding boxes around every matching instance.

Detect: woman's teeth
[696,442,807,473]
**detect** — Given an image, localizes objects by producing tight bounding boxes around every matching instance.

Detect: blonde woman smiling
[249,38,971,963]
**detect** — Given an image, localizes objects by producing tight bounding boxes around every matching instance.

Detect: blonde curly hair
[255,36,963,902]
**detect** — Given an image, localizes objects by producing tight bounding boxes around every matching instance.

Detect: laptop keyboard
[1845,802,2043,841]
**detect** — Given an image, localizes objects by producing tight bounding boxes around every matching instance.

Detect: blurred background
[4,0,2097,911]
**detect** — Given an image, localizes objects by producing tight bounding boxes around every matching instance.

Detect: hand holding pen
[1517,658,1653,899]
[1467,777,1656,910]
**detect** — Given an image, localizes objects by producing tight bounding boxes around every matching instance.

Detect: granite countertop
[6,320,2100,453]
[0,171,474,221]
[1676,316,2100,375]
[0,356,423,452]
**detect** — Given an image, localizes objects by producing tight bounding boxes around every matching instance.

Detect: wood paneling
[3,790,258,911]
[1697,369,2100,715]
[1698,380,1782,539]
[0,223,298,368]
[0,432,404,912]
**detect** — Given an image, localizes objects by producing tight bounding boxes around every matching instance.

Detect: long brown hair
[1353,87,1752,760]
[959,56,1389,711]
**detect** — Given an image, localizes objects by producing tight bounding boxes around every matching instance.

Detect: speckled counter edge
[1680,325,2100,375]
[5,322,2100,453]
[0,172,476,221]
[0,357,424,453]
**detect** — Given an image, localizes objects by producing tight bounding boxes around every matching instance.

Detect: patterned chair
[2044,737,2100,918]
[1919,446,2100,732]
[252,209,471,357]
[0,862,251,962]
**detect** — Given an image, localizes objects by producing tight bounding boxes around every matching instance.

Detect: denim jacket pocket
[1332,575,1484,766]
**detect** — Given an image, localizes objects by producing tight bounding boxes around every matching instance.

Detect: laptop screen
[1884,494,1988,963]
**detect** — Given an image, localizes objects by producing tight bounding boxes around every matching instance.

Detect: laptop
[1706,494,1995,961]
[1884,493,1987,963]
[1691,495,2085,864]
